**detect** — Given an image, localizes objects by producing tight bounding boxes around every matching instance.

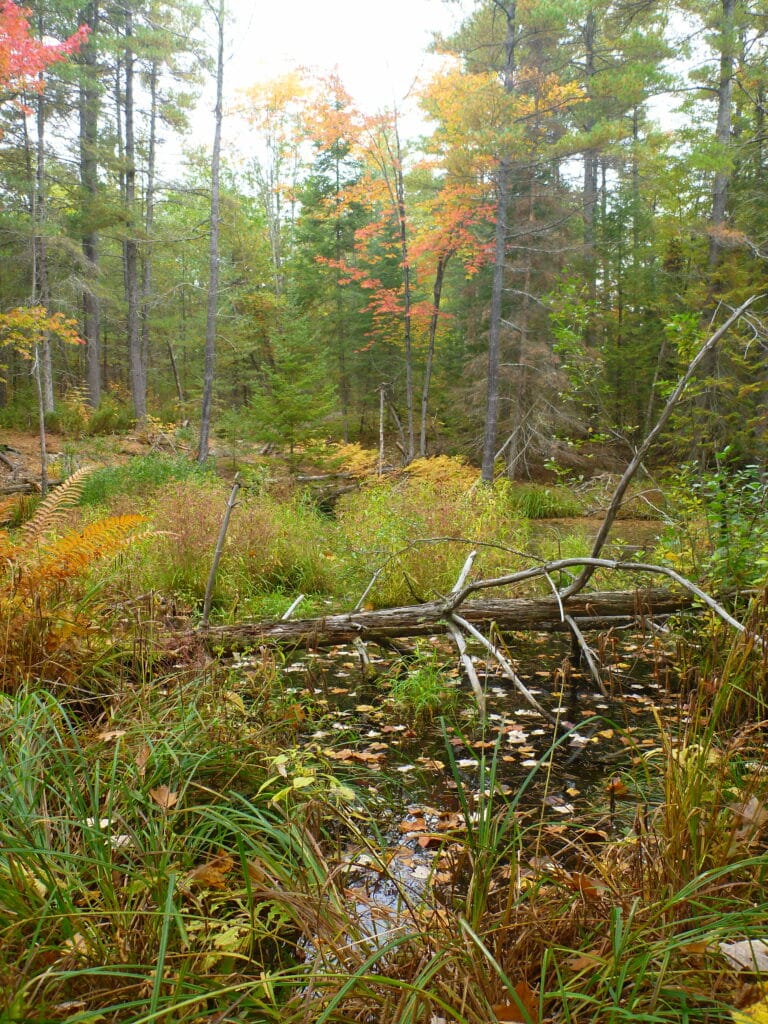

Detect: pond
[233,615,684,904]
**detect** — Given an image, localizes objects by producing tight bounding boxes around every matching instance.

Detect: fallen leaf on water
[149,785,178,811]
[493,980,539,1022]
[418,834,442,849]
[188,852,234,889]
[399,817,427,834]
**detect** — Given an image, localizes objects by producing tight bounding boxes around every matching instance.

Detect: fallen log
[195,586,693,653]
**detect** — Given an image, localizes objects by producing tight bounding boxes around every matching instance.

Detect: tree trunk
[708,0,736,273]
[33,54,54,414]
[419,253,448,457]
[481,1,516,483]
[393,119,415,464]
[123,8,145,424]
[79,2,101,408]
[582,7,598,316]
[187,587,694,652]
[141,59,158,387]
[198,0,224,463]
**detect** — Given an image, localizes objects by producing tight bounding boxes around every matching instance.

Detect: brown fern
[18,514,146,596]
[21,466,95,541]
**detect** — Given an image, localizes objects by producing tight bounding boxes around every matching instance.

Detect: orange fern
[0,511,146,691]
[18,514,145,596]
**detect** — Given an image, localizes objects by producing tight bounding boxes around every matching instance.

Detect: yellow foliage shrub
[403,455,478,492]
[330,442,380,478]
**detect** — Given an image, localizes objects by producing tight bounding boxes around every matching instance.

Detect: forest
[2,1,768,1022]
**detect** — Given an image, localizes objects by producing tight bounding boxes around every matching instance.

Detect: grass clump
[386,647,462,725]
[504,480,585,519]
[79,453,214,509]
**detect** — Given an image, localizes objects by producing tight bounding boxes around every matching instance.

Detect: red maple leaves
[0,1,89,94]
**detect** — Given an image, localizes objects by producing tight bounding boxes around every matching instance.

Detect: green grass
[386,649,462,724]
[0,648,766,1021]
[79,453,215,508]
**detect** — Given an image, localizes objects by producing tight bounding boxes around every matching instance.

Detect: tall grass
[1,651,766,1021]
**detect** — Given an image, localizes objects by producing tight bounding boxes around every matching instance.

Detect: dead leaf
[399,817,427,834]
[605,777,629,798]
[680,940,713,955]
[560,872,605,900]
[566,951,603,971]
[417,834,442,849]
[149,785,178,811]
[97,729,126,742]
[187,852,234,889]
[719,939,768,973]
[492,980,539,1022]
[134,744,151,780]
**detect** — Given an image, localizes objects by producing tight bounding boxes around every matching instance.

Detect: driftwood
[195,586,692,653]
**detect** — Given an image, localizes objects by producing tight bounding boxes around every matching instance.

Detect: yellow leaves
[17,514,146,597]
[420,61,581,170]
[0,306,84,355]
[405,454,478,492]
[735,996,768,1023]
[329,441,380,478]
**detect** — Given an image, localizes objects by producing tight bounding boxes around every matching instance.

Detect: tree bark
[140,59,158,385]
[78,2,101,408]
[708,0,736,273]
[481,1,517,483]
[198,0,224,463]
[419,253,448,458]
[123,7,145,424]
[388,115,415,463]
[185,587,693,652]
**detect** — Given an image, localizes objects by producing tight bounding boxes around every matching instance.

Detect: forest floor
[1,428,766,1023]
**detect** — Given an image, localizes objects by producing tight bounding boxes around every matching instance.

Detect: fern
[0,510,147,691]
[21,466,95,540]
[19,514,146,596]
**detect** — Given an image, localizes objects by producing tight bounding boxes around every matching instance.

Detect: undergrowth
[1,450,766,1021]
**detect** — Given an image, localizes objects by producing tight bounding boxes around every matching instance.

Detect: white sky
[224,0,466,113]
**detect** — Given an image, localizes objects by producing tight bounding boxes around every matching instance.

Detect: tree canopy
[0,0,765,476]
